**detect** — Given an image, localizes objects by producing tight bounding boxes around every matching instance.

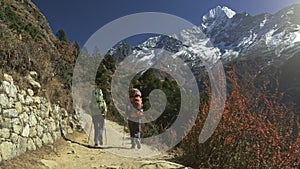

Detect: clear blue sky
[31,0,300,48]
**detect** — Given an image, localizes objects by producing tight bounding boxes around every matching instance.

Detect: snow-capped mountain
[110,4,300,64]
[108,4,300,110]
[201,6,236,38]
[201,5,300,58]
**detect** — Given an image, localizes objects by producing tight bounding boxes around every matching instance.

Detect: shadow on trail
[61,132,131,150]
[101,146,132,150]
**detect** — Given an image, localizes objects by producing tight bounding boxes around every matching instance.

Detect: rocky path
[0,120,190,169]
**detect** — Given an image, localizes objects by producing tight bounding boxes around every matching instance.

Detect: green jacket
[90,89,107,117]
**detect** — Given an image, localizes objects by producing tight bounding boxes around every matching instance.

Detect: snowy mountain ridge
[107,4,300,111]
[109,4,300,69]
[202,4,300,59]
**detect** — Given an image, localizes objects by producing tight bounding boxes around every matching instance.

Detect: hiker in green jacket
[90,88,107,146]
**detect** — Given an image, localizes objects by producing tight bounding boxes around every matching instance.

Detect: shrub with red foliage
[179,66,300,168]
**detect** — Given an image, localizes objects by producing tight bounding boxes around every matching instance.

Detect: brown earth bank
[0,120,192,169]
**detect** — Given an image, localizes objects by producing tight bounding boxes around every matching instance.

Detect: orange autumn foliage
[179,66,300,168]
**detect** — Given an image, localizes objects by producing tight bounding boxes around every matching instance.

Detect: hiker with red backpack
[125,88,143,149]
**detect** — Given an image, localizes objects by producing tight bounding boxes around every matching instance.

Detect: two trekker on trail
[90,88,144,149]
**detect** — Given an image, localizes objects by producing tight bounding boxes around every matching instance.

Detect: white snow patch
[292,31,300,43]
[260,17,267,28]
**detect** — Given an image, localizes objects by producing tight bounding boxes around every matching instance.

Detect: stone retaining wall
[0,73,74,162]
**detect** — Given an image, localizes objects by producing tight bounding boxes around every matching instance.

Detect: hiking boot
[136,139,141,149]
[130,138,136,149]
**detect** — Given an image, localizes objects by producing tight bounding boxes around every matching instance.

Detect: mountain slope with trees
[0,0,78,112]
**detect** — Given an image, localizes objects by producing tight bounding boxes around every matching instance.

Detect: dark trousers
[128,119,141,138]
[128,118,141,146]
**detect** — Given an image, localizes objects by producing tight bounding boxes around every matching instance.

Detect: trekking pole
[104,119,107,145]
[87,120,93,145]
[122,117,126,146]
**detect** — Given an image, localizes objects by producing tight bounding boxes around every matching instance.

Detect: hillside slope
[0,0,77,112]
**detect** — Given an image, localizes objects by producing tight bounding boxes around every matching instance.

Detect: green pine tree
[56,29,68,42]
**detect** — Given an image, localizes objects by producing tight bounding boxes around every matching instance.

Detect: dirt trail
[0,120,190,169]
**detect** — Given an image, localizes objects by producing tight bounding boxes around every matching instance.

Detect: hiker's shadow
[101,146,132,150]
[63,135,132,150]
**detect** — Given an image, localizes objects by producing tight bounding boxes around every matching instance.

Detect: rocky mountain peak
[201,6,236,31]
[202,6,236,22]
